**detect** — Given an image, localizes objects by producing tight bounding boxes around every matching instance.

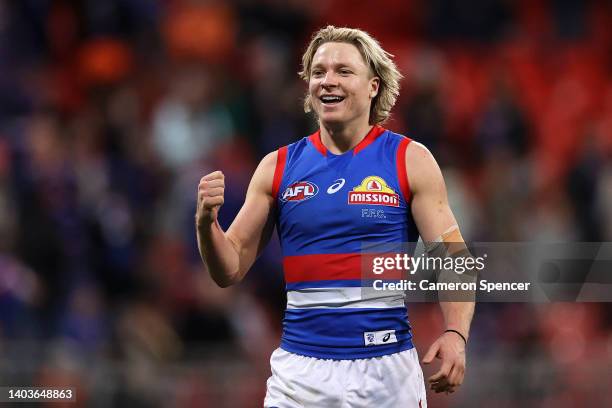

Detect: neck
[319,119,373,154]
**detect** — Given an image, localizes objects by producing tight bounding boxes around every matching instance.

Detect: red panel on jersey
[396,137,412,204]
[353,125,386,155]
[284,253,405,283]
[272,146,288,201]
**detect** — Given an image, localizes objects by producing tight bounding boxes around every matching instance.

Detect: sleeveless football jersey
[272,125,419,360]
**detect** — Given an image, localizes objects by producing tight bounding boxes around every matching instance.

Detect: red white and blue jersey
[272,125,419,360]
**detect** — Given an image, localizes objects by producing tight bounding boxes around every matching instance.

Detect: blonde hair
[299,25,402,125]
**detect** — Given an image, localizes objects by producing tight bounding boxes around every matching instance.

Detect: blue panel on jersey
[281,307,413,359]
[275,128,419,360]
[277,131,418,257]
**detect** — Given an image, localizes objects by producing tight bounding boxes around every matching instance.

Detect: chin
[318,116,347,129]
[317,110,346,124]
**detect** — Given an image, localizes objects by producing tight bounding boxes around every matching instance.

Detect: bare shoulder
[249,150,279,196]
[405,140,445,194]
[406,140,436,168]
[259,150,279,174]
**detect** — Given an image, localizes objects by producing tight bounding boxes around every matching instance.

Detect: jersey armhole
[396,137,412,204]
[272,146,288,202]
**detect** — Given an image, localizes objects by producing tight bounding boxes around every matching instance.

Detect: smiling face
[308,42,380,128]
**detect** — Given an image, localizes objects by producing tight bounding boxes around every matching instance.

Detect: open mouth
[320,95,345,105]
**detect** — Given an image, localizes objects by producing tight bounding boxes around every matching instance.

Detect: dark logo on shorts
[364,330,396,346]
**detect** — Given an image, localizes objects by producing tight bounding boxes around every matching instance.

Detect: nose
[321,71,338,88]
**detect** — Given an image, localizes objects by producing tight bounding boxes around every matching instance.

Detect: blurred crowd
[0,0,611,406]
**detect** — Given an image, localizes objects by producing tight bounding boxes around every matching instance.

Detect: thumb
[422,340,440,364]
[211,205,220,220]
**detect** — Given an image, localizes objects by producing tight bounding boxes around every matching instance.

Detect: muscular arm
[196,151,277,287]
[406,141,474,393]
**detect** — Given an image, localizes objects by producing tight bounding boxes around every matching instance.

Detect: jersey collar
[308,125,386,157]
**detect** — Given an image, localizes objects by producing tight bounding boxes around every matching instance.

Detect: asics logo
[327,178,346,194]
[363,330,396,346]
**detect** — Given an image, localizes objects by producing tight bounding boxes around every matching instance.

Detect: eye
[311,70,324,77]
[339,69,352,75]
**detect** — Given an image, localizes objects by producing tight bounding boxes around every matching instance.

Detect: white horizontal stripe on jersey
[286,287,405,309]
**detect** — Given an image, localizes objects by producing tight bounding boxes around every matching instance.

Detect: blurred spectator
[59,283,109,352]
[152,64,236,171]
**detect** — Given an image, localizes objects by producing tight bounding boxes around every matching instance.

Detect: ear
[369,77,380,99]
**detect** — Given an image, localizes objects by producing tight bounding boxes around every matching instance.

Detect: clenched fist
[196,171,225,226]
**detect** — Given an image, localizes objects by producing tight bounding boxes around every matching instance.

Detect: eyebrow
[310,62,356,70]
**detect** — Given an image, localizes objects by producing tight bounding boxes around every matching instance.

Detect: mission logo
[348,176,399,207]
[282,181,319,202]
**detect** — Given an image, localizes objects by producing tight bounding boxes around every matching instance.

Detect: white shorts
[264,347,427,408]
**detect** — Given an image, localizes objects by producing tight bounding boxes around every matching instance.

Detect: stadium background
[0,0,610,406]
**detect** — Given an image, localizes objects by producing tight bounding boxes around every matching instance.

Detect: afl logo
[281,181,319,202]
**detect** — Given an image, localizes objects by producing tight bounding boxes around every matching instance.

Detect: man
[196,26,474,407]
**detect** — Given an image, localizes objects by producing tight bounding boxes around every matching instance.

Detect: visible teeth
[321,96,344,103]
